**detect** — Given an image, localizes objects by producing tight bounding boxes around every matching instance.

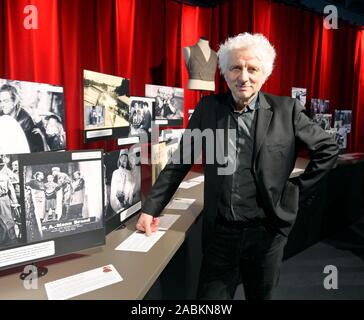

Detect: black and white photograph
[105,148,141,231]
[0,154,24,250]
[23,159,104,242]
[85,105,105,128]
[129,96,153,136]
[310,98,330,117]
[291,87,307,106]
[0,78,66,153]
[145,84,184,126]
[313,113,332,130]
[83,70,130,140]
[335,110,352,133]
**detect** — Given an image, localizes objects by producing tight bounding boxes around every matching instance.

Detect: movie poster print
[145,84,184,126]
[105,148,141,231]
[83,70,130,141]
[0,78,66,154]
[23,160,103,242]
[0,154,24,250]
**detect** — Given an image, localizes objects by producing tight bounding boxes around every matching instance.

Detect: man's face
[0,91,17,115]
[119,155,128,168]
[224,49,265,105]
[12,161,18,172]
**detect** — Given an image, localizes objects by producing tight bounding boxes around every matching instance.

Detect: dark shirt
[217,93,266,224]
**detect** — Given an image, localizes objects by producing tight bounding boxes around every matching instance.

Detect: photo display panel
[0,150,105,271]
[0,78,66,154]
[104,147,141,234]
[83,70,130,142]
[145,84,184,127]
[118,96,154,146]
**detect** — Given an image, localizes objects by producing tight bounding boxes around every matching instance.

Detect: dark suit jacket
[142,91,339,250]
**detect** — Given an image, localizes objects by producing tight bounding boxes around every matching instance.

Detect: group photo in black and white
[128,97,153,136]
[0,154,23,250]
[145,84,184,122]
[83,70,130,130]
[23,160,103,242]
[0,78,66,153]
[85,105,105,127]
[106,148,141,222]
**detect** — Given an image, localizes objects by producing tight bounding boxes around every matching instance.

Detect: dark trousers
[197,221,287,300]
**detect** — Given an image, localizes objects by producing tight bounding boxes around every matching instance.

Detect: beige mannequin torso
[183,38,216,91]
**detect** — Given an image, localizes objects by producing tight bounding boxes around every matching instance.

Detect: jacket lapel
[253,92,273,167]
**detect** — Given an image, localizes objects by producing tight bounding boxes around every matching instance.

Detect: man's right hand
[136,213,160,236]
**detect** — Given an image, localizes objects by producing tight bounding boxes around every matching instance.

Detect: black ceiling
[175,0,364,26]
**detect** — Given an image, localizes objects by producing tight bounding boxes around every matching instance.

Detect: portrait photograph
[0,78,66,153]
[129,96,154,136]
[105,148,141,227]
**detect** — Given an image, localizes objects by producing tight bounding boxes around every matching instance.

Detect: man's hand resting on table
[136,213,160,236]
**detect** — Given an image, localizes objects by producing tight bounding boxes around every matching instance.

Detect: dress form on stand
[183,37,217,93]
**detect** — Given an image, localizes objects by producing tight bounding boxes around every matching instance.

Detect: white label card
[115,231,165,252]
[45,264,123,300]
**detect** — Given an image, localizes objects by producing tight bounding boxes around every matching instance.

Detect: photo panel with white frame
[118,96,154,146]
[145,84,184,126]
[0,78,66,154]
[83,70,130,142]
[104,147,141,234]
[291,87,307,107]
[0,150,105,272]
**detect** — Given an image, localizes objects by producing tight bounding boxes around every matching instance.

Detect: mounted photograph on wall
[118,96,154,146]
[145,84,184,126]
[83,70,130,142]
[0,150,105,272]
[310,99,330,118]
[291,87,307,107]
[0,78,66,154]
[334,110,352,133]
[104,148,141,234]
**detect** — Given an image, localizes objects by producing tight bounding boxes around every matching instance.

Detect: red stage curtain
[0,0,363,152]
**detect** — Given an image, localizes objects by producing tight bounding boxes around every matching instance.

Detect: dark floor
[235,216,364,300]
[234,216,364,300]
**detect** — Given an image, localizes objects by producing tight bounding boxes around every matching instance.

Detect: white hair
[217,33,276,81]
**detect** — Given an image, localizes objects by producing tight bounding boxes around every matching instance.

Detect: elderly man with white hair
[137,33,339,300]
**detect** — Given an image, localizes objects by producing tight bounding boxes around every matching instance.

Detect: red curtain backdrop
[0,0,363,152]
